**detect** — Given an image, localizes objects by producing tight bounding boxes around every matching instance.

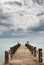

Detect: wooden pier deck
[3,45,44,65]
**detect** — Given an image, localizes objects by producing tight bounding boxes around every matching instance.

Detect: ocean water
[0,38,44,65]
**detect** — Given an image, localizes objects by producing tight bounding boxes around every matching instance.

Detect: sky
[0,0,44,41]
[0,1,44,65]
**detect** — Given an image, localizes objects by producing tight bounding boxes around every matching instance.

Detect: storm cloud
[0,0,44,38]
[5,1,22,6]
[36,12,44,16]
[32,0,44,5]
[27,20,44,32]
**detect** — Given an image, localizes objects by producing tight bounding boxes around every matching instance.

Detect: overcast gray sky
[0,0,44,38]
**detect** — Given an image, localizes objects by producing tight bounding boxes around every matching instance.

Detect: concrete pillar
[38,49,42,63]
[31,46,33,54]
[5,51,9,63]
[10,47,13,58]
[33,47,36,57]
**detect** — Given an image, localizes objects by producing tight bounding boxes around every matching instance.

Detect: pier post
[10,47,13,58]
[33,47,36,57]
[5,51,9,63]
[38,49,42,63]
[31,46,33,54]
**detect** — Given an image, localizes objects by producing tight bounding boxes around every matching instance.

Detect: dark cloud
[3,28,23,35]
[2,29,15,35]
[16,10,27,17]
[0,6,14,37]
[15,1,22,6]
[27,20,44,32]
[0,14,10,20]
[32,0,43,5]
[0,28,15,38]
[18,11,25,16]
[15,28,24,34]
[0,7,10,21]
[0,22,14,28]
[0,6,13,28]
[0,26,40,38]
[36,12,44,16]
[0,8,3,13]
[5,1,22,6]
[19,13,24,16]
[0,28,25,38]
[0,0,44,38]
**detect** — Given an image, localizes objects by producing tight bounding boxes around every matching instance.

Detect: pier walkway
[3,45,44,65]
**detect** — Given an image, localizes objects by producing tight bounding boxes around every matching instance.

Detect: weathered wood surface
[3,45,44,65]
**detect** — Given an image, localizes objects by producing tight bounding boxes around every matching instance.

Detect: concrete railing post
[38,49,42,63]
[5,51,9,63]
[31,46,33,54]
[10,47,13,58]
[33,47,36,57]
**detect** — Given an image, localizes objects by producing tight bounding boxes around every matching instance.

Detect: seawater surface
[0,38,44,65]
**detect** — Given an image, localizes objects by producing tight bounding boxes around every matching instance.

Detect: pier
[3,43,44,65]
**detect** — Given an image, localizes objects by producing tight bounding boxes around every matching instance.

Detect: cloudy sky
[0,0,44,38]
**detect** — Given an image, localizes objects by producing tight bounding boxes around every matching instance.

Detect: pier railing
[4,43,21,64]
[25,43,44,63]
[4,43,44,64]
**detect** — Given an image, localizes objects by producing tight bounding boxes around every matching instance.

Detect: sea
[0,37,44,65]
